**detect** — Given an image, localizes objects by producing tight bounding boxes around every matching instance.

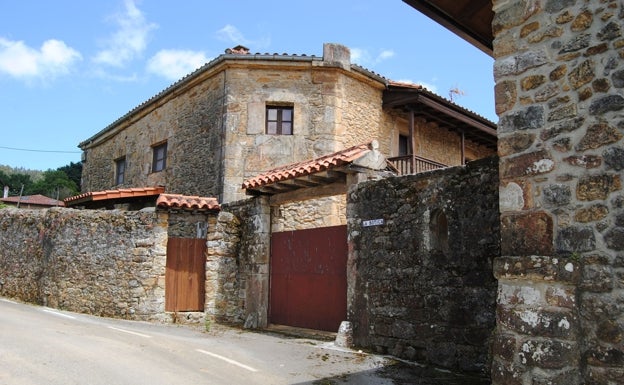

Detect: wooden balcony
[388,155,447,176]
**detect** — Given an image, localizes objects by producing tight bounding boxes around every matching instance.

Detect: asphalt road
[0,298,394,385]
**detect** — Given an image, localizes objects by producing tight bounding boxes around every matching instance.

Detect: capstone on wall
[347,156,500,375]
[0,207,168,321]
[492,0,624,384]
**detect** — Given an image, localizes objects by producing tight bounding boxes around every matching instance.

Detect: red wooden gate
[270,225,347,332]
[165,238,206,312]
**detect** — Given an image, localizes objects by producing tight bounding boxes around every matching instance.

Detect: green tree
[57,161,82,191]
[0,170,33,196]
[28,170,79,200]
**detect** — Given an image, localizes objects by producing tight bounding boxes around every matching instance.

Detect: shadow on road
[294,361,491,385]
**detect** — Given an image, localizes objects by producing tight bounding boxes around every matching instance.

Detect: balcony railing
[388,155,447,176]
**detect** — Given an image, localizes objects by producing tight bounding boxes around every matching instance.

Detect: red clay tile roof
[64,186,166,205]
[242,141,382,190]
[156,194,220,212]
[1,194,65,207]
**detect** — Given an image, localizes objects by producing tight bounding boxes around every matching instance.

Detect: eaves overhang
[403,0,493,57]
[383,82,497,149]
[242,141,397,197]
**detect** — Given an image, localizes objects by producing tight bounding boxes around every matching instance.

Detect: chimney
[3,186,8,198]
[225,45,250,55]
[323,43,351,69]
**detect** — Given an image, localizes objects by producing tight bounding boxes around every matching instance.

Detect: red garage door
[270,225,347,332]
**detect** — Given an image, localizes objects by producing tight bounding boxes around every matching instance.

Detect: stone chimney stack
[225,45,250,55]
[322,43,351,69]
[3,186,8,198]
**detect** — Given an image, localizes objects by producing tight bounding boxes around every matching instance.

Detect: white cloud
[377,50,395,61]
[215,24,270,51]
[217,24,249,45]
[147,49,210,80]
[0,37,82,79]
[415,81,439,94]
[93,0,157,67]
[350,48,395,67]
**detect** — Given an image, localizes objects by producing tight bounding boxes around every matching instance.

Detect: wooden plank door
[165,238,206,312]
[270,225,347,332]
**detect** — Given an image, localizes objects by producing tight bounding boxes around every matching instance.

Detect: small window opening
[152,142,167,172]
[430,209,449,254]
[115,157,126,185]
[266,106,293,135]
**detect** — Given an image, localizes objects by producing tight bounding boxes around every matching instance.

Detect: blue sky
[0,0,494,171]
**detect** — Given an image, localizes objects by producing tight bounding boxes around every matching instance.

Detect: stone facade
[347,157,500,375]
[0,207,169,321]
[81,72,225,198]
[492,1,624,383]
[79,43,495,226]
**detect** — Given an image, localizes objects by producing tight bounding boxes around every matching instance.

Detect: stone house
[77,42,496,213]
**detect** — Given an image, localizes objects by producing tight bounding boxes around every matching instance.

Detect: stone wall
[347,156,500,375]
[206,197,271,328]
[492,1,624,383]
[0,207,168,320]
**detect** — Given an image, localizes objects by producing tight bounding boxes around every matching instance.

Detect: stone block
[543,184,572,207]
[597,21,622,41]
[580,264,614,292]
[603,147,624,170]
[490,359,524,385]
[585,366,624,384]
[494,256,580,283]
[585,346,624,367]
[497,283,543,306]
[564,155,602,169]
[568,59,595,89]
[574,204,608,222]
[501,211,554,256]
[589,94,624,115]
[500,182,526,211]
[540,116,585,140]
[497,306,578,339]
[577,174,621,201]
[556,225,596,254]
[498,106,545,133]
[498,132,535,157]
[576,122,623,151]
[545,285,577,308]
[495,80,517,114]
[605,227,624,250]
[500,150,554,180]
[519,338,578,368]
[492,333,517,362]
[596,319,624,345]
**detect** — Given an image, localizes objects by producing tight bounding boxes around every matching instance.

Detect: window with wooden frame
[266,106,293,135]
[115,157,126,185]
[152,142,167,172]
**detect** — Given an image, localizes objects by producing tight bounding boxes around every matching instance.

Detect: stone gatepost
[492,1,624,384]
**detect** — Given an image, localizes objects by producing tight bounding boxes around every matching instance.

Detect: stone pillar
[243,196,271,328]
[492,1,624,384]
